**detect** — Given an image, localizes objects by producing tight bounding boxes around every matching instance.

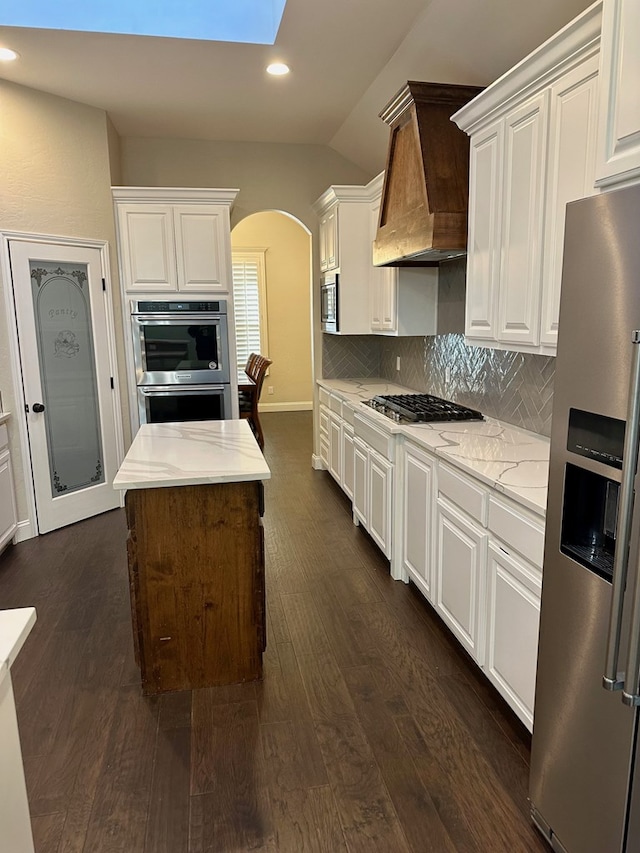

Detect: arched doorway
[231,211,313,412]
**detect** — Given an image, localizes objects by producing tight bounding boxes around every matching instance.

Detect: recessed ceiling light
[0,47,19,62]
[266,62,290,76]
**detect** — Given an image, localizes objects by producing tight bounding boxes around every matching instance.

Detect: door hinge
[110,377,114,390]
[102,278,106,292]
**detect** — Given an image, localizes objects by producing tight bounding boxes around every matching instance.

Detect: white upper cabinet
[497,91,549,347]
[452,2,602,356]
[313,185,371,335]
[319,207,338,272]
[113,188,238,294]
[541,54,600,346]
[596,0,640,188]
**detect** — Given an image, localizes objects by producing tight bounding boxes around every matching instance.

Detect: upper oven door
[132,313,230,385]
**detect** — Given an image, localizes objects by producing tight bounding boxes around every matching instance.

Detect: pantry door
[10,240,121,533]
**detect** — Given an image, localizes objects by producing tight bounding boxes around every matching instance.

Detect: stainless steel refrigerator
[530,183,640,853]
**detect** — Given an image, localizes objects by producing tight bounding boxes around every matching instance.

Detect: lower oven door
[138,384,231,425]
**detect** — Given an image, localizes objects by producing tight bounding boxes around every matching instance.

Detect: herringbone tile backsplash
[322,257,556,436]
[323,332,555,436]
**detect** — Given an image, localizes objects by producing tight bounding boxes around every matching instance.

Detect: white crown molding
[452,1,602,134]
[112,187,240,206]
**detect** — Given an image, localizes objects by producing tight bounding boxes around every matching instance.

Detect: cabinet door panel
[117,206,176,291]
[436,499,487,663]
[329,415,342,483]
[403,448,434,598]
[342,425,355,500]
[498,92,549,346]
[541,56,599,348]
[486,543,541,730]
[369,452,392,558]
[174,206,227,292]
[596,0,640,187]
[466,120,503,340]
[353,438,368,526]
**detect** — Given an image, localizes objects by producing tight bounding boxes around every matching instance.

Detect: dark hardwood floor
[0,411,547,852]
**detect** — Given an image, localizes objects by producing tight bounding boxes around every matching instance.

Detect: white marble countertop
[113,420,271,491]
[318,378,549,516]
[0,608,37,686]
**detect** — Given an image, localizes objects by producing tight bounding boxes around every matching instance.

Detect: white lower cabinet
[402,443,436,601]
[352,434,393,559]
[368,452,393,557]
[0,424,18,553]
[435,497,488,665]
[400,438,544,731]
[341,423,355,500]
[485,541,541,730]
[353,436,368,527]
[318,405,330,468]
[328,414,342,483]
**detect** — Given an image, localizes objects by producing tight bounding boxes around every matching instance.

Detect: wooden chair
[239,354,272,450]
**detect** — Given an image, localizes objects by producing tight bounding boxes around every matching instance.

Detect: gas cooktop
[363,393,484,424]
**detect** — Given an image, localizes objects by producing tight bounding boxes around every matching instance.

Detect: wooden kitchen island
[113,420,270,695]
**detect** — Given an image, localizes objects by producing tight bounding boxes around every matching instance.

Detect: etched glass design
[30,262,104,496]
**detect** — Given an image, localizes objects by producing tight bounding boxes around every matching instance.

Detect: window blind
[232,252,267,372]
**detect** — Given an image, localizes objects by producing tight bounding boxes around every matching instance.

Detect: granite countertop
[113,420,271,491]
[0,608,37,686]
[318,378,549,517]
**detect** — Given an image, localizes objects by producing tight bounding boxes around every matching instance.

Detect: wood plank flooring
[0,411,547,852]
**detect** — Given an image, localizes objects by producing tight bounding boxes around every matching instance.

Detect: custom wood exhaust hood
[373,81,483,267]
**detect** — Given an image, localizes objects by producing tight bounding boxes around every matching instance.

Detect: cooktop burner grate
[364,393,484,423]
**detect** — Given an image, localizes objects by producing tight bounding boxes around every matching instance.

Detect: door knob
[32,403,45,413]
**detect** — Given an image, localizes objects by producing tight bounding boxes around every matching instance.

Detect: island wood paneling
[125,480,265,693]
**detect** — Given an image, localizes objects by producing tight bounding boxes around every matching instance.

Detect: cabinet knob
[32,403,45,413]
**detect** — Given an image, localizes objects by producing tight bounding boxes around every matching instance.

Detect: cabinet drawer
[329,394,343,417]
[319,406,329,437]
[318,387,330,407]
[354,413,394,461]
[488,496,545,568]
[438,463,487,525]
[342,403,355,426]
[0,423,8,452]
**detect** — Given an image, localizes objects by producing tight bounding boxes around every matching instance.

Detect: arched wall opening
[231,210,313,412]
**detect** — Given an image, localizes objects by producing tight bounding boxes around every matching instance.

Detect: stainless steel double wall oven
[131,299,232,425]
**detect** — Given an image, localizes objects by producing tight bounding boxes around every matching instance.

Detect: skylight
[0,0,288,45]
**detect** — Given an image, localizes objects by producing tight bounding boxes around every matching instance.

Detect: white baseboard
[311,454,325,470]
[14,519,36,543]
[259,401,313,413]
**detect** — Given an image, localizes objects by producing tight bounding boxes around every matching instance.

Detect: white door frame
[0,230,125,541]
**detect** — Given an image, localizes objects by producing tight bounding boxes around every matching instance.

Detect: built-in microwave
[320,272,339,333]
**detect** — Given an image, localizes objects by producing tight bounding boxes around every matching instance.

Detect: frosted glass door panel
[30,262,104,496]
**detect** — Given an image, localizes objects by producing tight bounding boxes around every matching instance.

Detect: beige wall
[0,80,129,526]
[232,212,312,410]
[119,138,371,230]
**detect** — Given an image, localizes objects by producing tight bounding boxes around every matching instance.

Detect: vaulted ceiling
[0,0,594,173]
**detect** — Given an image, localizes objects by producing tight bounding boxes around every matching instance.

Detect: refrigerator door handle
[604,330,640,692]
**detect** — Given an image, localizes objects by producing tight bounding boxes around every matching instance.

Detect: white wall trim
[0,229,126,539]
[13,519,35,544]
[259,401,313,412]
[311,453,325,470]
